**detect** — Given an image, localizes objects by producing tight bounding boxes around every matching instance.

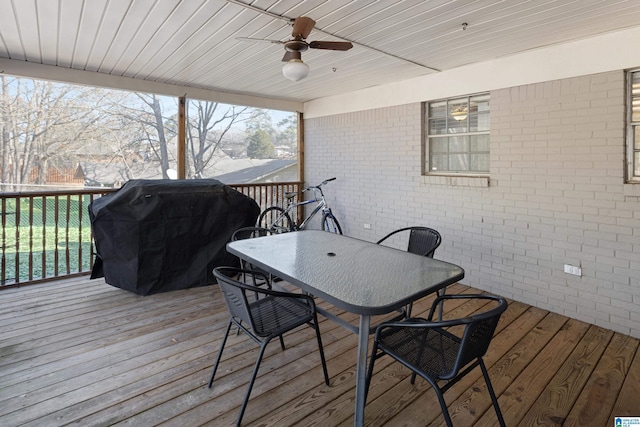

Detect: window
[425,94,490,174]
[627,69,640,182]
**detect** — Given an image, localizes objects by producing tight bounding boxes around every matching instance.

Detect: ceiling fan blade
[309,41,353,51]
[236,36,283,45]
[292,16,315,39]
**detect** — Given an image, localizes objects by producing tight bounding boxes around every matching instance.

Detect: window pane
[471,94,490,111]
[471,153,490,172]
[470,111,491,132]
[429,118,447,135]
[469,94,490,132]
[448,119,468,134]
[431,154,448,171]
[448,98,468,133]
[471,134,490,152]
[448,136,469,152]
[429,101,447,118]
[431,138,448,153]
[632,71,640,96]
[449,154,469,171]
[635,152,640,176]
[633,99,640,122]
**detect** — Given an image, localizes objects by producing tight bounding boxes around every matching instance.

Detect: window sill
[421,174,490,187]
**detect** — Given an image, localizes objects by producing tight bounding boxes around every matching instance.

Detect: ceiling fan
[238,16,353,81]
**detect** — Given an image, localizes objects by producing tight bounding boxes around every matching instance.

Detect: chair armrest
[427,294,508,322]
[375,227,413,244]
[374,294,508,340]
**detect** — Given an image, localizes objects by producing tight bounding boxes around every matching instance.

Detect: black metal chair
[209,266,330,426]
[365,294,508,427]
[376,226,442,258]
[376,226,442,318]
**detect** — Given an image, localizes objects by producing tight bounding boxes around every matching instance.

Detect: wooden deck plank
[0,290,214,370]
[564,333,639,427]
[61,309,346,426]
[0,276,638,427]
[519,325,614,426]
[610,338,640,418]
[477,317,590,426]
[143,313,357,426]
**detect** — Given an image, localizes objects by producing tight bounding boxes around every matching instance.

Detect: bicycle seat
[284,191,297,199]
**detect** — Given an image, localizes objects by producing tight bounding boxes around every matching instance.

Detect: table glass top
[227,230,465,315]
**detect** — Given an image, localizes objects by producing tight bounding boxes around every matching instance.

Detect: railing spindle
[14,198,20,285]
[1,198,7,285]
[41,196,47,281]
[77,194,83,274]
[28,196,34,281]
[65,196,71,274]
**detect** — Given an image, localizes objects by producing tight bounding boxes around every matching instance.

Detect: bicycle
[258,177,343,234]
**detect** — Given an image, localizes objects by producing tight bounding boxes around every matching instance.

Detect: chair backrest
[377,226,442,258]
[231,226,272,241]
[213,267,255,328]
[453,295,508,374]
[230,227,273,282]
[407,227,441,258]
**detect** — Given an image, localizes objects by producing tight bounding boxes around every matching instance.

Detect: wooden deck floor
[1,276,639,426]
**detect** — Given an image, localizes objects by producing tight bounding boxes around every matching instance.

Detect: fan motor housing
[284,39,309,52]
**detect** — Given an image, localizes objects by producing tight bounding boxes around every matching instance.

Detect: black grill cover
[89,179,259,295]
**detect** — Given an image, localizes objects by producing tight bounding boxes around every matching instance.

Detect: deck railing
[0,181,300,288]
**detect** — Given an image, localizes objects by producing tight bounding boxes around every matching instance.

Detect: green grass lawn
[2,195,95,283]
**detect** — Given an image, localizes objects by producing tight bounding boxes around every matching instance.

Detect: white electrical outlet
[564,264,582,276]
[363,223,371,229]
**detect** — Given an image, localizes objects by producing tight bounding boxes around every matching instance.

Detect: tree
[0,75,298,190]
[116,94,177,179]
[245,109,275,134]
[276,114,298,151]
[246,129,275,159]
[186,100,252,178]
[1,76,12,190]
[0,77,109,190]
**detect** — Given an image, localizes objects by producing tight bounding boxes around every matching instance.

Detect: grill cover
[89,179,259,295]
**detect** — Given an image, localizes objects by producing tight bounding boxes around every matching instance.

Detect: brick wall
[304,70,640,338]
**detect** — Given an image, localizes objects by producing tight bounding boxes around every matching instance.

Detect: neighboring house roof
[79,157,297,187]
[79,161,163,188]
[213,159,296,184]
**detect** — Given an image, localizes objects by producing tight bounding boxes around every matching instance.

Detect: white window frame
[424,93,490,176]
[627,69,640,183]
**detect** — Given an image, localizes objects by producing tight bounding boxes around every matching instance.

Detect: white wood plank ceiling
[1,0,640,105]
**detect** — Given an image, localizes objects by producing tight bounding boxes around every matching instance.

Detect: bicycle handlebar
[303,177,337,192]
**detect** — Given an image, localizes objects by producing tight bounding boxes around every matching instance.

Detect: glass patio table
[226,229,465,426]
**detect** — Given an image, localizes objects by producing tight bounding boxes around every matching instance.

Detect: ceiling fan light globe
[282,59,309,81]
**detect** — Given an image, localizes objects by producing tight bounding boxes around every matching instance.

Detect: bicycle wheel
[258,206,294,233]
[322,211,343,234]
